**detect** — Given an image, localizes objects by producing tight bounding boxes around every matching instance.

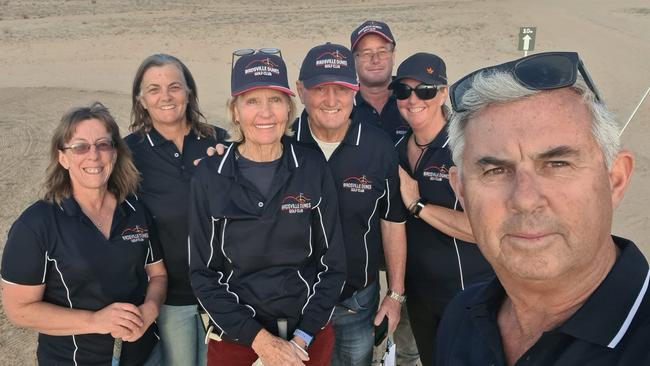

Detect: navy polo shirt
[293,110,407,300]
[396,128,493,306]
[1,196,163,366]
[354,92,409,143]
[436,236,650,366]
[189,139,346,346]
[125,126,226,305]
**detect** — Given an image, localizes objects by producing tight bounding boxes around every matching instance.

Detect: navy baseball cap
[350,20,396,50]
[389,52,448,88]
[231,52,295,97]
[299,42,359,90]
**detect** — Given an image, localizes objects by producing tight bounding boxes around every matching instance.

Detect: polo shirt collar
[59,195,135,218]
[395,124,450,150]
[295,109,363,147]
[145,126,200,147]
[466,236,650,349]
[214,137,300,179]
[559,236,650,348]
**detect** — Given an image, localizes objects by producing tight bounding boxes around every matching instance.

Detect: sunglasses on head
[393,82,440,100]
[450,51,601,112]
[62,140,115,155]
[231,48,282,69]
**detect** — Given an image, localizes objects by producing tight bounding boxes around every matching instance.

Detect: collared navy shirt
[125,126,226,305]
[1,196,163,366]
[436,236,650,366]
[396,128,493,305]
[354,92,409,143]
[293,110,407,300]
[189,139,346,346]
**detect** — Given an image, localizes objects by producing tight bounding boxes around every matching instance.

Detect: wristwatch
[411,200,425,218]
[387,289,407,304]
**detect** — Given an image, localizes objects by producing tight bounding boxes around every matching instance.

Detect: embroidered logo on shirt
[423,164,449,181]
[395,124,409,136]
[281,193,312,214]
[121,225,149,243]
[342,175,373,193]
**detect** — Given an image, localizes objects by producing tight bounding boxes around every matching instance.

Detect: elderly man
[437,52,647,365]
[351,20,409,142]
[294,42,408,366]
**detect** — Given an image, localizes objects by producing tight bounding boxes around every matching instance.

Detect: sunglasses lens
[393,83,412,100]
[96,141,115,152]
[516,54,575,90]
[233,48,255,57]
[259,48,280,55]
[414,85,438,100]
[70,143,91,154]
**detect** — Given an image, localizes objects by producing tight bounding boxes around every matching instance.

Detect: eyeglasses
[355,48,393,62]
[450,51,601,112]
[231,48,282,69]
[393,82,440,100]
[62,140,115,155]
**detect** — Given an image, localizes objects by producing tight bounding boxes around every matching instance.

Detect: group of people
[2,18,649,366]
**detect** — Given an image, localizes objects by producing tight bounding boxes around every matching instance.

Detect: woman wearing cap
[189,50,346,366]
[1,102,167,365]
[390,52,494,365]
[125,53,227,365]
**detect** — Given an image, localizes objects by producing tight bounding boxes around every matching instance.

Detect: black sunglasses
[231,48,282,69]
[450,52,602,112]
[392,82,440,100]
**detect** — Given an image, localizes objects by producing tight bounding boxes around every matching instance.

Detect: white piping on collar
[146,133,154,147]
[442,137,450,148]
[290,144,299,168]
[394,134,406,147]
[217,144,234,174]
[297,115,303,142]
[355,122,362,146]
[608,268,650,348]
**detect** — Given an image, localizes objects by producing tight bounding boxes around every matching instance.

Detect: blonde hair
[225,92,297,143]
[44,102,139,204]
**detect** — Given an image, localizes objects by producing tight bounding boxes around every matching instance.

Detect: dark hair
[129,53,215,139]
[44,102,139,204]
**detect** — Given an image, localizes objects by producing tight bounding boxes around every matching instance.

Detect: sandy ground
[0,0,648,364]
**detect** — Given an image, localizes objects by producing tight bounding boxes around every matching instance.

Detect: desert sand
[0,0,648,364]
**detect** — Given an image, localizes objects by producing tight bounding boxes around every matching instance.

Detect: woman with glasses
[390,52,494,365]
[1,102,167,366]
[189,50,346,366]
[124,53,227,365]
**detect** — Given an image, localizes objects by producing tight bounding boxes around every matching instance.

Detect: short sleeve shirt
[436,236,650,366]
[125,126,225,305]
[354,92,409,143]
[1,196,163,366]
[293,110,407,298]
[396,128,493,304]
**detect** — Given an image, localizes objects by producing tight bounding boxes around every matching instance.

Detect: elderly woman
[189,50,346,366]
[125,53,227,366]
[390,52,495,365]
[1,102,167,366]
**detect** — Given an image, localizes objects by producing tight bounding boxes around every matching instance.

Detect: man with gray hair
[436,52,649,365]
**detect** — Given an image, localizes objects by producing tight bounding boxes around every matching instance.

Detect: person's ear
[609,150,634,209]
[296,81,306,105]
[449,165,465,209]
[58,149,70,170]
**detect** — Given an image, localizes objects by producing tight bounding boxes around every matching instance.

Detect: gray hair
[448,71,620,171]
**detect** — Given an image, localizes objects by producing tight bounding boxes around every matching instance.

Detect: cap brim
[302,75,359,91]
[351,31,395,50]
[389,75,446,89]
[232,84,295,97]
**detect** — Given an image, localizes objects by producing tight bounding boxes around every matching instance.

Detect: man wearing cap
[293,42,408,366]
[391,52,494,365]
[351,20,408,143]
[436,52,649,365]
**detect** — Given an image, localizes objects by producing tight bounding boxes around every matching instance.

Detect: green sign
[518,27,536,51]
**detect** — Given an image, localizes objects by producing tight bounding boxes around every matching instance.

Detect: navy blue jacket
[189,139,346,346]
